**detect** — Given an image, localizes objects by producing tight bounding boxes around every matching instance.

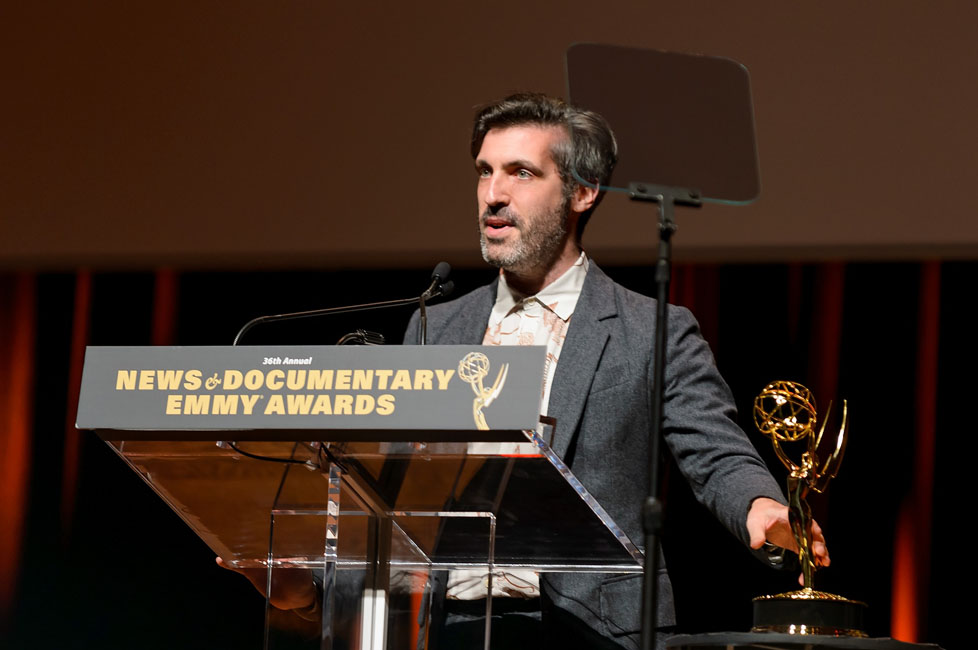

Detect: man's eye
[516,169,532,179]
[478,168,491,178]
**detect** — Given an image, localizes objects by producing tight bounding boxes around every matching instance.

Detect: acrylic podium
[76,345,644,650]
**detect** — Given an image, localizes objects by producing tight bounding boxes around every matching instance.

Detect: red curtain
[0,263,944,641]
[0,274,36,625]
[892,261,940,642]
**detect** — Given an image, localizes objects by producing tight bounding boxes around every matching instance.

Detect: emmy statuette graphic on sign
[751,380,867,636]
[458,352,509,430]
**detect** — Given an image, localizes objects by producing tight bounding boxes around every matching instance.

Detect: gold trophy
[751,380,866,636]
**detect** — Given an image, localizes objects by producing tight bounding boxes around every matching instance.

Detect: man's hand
[216,557,317,611]
[746,497,830,572]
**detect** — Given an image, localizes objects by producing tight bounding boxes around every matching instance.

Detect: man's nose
[483,173,510,206]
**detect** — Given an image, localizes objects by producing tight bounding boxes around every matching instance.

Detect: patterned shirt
[447,252,589,600]
[483,252,588,415]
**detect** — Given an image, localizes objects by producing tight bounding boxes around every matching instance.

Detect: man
[401,93,828,649]
[223,92,827,649]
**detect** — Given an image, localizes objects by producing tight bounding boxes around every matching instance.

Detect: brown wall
[4,1,977,269]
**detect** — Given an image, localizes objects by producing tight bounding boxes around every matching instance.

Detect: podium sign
[77,345,545,441]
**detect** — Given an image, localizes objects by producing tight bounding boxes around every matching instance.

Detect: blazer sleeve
[660,305,786,547]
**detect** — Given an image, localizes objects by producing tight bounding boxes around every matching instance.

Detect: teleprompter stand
[568,43,762,650]
[76,344,645,650]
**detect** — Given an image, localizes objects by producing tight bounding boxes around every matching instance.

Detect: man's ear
[570,183,600,214]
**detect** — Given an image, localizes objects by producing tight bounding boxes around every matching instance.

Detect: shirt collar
[491,252,589,322]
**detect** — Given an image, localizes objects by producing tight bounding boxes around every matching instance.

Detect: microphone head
[439,280,455,298]
[431,261,452,282]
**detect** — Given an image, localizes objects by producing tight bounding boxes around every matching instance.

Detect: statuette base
[753,588,867,637]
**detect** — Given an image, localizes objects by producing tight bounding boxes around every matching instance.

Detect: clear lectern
[76,345,644,650]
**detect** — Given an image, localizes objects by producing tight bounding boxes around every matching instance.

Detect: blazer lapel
[547,264,618,459]
[439,278,498,345]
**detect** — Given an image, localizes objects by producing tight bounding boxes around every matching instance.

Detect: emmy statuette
[751,380,867,636]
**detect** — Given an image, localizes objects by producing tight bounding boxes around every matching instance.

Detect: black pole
[631,183,700,650]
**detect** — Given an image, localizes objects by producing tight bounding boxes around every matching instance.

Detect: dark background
[3,260,969,649]
[2,1,973,647]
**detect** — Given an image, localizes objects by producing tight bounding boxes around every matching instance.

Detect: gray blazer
[406,263,784,649]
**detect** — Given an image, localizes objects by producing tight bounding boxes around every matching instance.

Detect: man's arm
[655,303,832,570]
[657,305,784,541]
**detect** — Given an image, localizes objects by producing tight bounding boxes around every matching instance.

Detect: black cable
[226,440,322,468]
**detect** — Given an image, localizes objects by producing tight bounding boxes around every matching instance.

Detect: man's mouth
[483,215,517,237]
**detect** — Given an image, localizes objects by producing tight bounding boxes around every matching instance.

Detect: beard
[479,198,571,276]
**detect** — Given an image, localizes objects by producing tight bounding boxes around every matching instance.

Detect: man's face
[475,125,572,276]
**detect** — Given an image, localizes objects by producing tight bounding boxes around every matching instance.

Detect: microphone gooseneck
[232,262,453,346]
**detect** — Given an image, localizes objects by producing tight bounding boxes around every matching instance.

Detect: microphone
[418,262,452,345]
[432,261,451,284]
[232,262,453,346]
[422,262,452,300]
